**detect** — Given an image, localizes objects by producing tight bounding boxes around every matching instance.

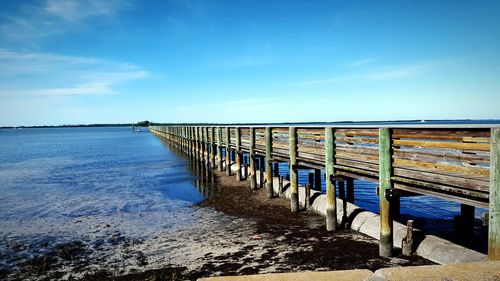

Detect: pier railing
[149,124,499,260]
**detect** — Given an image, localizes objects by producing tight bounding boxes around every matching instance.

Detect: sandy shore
[2,170,433,281]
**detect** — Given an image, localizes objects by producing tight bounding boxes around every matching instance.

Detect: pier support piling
[225,127,231,176]
[273,162,279,177]
[195,127,199,160]
[200,127,205,161]
[392,195,401,222]
[236,127,242,181]
[211,127,216,168]
[305,184,311,210]
[379,128,394,257]
[402,220,414,256]
[217,127,223,172]
[325,127,337,231]
[338,179,348,224]
[249,127,257,189]
[260,156,265,189]
[265,127,273,199]
[346,178,355,203]
[289,127,299,212]
[205,127,210,161]
[314,169,322,191]
[490,128,500,260]
[459,204,475,239]
[279,176,284,196]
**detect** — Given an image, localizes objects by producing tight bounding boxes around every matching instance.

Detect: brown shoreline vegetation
[7,171,434,281]
[109,170,433,281]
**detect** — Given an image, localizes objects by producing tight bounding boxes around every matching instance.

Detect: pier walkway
[150,123,500,261]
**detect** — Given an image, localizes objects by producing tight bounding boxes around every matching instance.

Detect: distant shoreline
[2,119,500,129]
[0,124,135,129]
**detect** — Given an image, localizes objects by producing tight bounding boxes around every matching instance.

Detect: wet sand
[115,170,433,280]
[3,170,433,281]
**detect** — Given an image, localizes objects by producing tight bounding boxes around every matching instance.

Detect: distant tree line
[135,120,151,127]
[1,121,156,129]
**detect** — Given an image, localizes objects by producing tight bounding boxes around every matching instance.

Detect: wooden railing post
[217,127,223,171]
[192,126,196,158]
[189,127,194,158]
[379,128,394,257]
[175,127,178,146]
[289,127,299,212]
[185,127,189,155]
[181,127,185,152]
[250,127,257,189]
[196,126,200,160]
[211,127,216,169]
[205,127,210,161]
[185,126,188,153]
[236,127,242,181]
[225,127,231,176]
[259,156,265,189]
[176,127,179,146]
[489,128,500,260]
[193,127,197,159]
[325,127,337,231]
[265,127,273,199]
[200,126,205,161]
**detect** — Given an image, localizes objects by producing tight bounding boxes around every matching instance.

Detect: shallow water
[0,127,216,276]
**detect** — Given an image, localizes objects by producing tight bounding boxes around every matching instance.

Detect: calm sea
[0,127,209,265]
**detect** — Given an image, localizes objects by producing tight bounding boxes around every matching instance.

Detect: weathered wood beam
[205,127,210,161]
[192,126,196,158]
[200,126,205,161]
[236,127,242,181]
[217,127,223,172]
[250,127,257,189]
[379,128,394,257]
[290,127,299,212]
[265,127,273,199]
[226,127,231,176]
[325,127,337,231]
[211,127,216,168]
[489,128,500,260]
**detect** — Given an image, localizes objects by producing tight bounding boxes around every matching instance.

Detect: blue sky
[1,0,499,126]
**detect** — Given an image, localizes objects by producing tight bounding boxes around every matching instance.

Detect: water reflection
[159,138,218,199]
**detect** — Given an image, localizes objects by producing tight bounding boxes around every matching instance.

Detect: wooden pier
[149,124,500,260]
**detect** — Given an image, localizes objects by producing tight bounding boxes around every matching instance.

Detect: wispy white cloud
[298,75,354,85]
[0,49,149,97]
[0,0,132,41]
[365,63,434,80]
[348,58,378,68]
[299,61,438,85]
